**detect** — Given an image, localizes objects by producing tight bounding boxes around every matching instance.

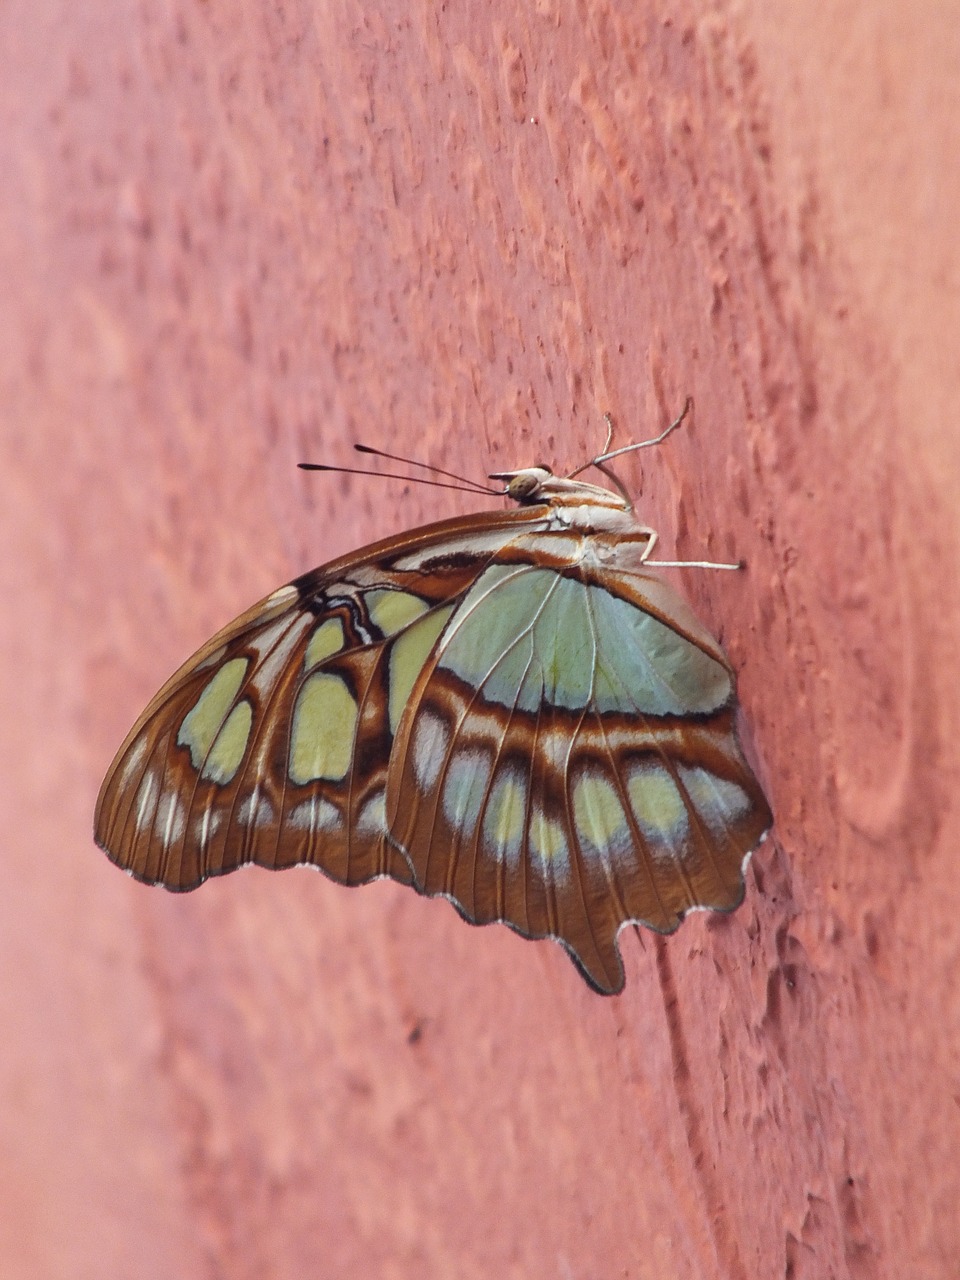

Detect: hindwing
[386,551,770,993]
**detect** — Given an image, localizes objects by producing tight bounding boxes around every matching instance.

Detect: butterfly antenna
[299,449,498,497]
[352,443,491,491]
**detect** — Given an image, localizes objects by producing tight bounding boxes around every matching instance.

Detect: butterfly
[95,403,772,994]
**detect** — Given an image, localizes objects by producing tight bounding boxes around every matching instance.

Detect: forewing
[94,511,532,891]
[387,557,772,994]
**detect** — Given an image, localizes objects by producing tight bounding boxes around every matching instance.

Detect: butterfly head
[490,465,555,503]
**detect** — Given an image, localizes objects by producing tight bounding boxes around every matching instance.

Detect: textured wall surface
[2,2,958,1277]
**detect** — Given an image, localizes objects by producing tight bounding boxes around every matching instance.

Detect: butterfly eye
[506,473,544,502]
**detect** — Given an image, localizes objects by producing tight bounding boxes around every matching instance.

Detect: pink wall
[2,2,958,1276]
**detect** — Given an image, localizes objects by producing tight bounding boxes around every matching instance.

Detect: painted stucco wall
[2,3,958,1276]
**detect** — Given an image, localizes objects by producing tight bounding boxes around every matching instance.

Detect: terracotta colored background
[2,2,958,1277]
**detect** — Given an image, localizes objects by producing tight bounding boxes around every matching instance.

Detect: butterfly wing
[96,508,771,996]
[94,510,538,891]
[386,547,772,994]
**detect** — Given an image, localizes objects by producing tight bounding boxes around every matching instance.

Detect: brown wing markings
[262,660,298,873]
[182,609,315,880]
[393,564,680,988]
[100,726,155,878]
[457,567,563,934]
[109,711,196,888]
[135,728,180,885]
[592,682,707,922]
[674,740,766,903]
[254,589,460,886]
[343,643,399,882]
[525,661,584,948]
[673,754,744,905]
[251,617,352,875]
[282,613,389,882]
[580,582,675,925]
[391,643,530,929]
[202,611,309,877]
[374,592,480,888]
[601,705,692,923]
[513,660,542,940]
[394,565,545,905]
[580,581,742,912]
[555,701,617,991]
[122,607,302,885]
[552,586,620,987]
[96,721,138,872]
[448,631,537,922]
[527,683,556,938]
[245,607,334,875]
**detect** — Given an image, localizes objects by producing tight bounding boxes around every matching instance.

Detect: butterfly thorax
[491,466,643,536]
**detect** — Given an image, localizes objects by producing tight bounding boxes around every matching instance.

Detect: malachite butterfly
[95,404,772,994]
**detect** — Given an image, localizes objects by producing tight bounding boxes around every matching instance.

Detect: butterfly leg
[637,527,659,562]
